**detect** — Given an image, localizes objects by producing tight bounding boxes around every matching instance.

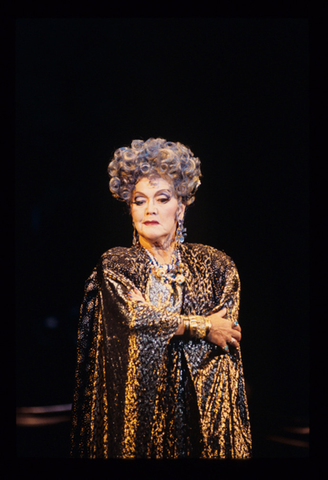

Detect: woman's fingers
[218,307,227,317]
[127,288,146,303]
[207,310,242,349]
[232,328,242,342]
[228,336,240,347]
[232,322,242,333]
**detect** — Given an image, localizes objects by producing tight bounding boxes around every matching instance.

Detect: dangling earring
[176,219,187,246]
[132,224,140,246]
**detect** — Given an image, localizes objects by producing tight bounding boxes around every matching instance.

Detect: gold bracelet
[197,317,206,339]
[189,316,207,339]
[189,316,198,338]
[184,318,190,337]
[205,317,211,337]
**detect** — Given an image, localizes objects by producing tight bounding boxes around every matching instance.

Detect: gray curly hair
[108,138,202,206]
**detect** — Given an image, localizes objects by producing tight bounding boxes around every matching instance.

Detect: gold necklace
[146,249,185,286]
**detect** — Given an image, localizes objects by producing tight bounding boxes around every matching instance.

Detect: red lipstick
[143,221,159,225]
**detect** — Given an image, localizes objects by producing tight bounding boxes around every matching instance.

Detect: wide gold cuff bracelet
[186,315,211,340]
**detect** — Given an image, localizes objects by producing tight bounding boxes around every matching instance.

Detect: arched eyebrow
[133,188,173,198]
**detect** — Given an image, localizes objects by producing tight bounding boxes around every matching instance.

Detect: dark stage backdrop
[15,18,309,455]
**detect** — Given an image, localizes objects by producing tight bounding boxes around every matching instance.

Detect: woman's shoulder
[100,246,141,269]
[83,246,146,291]
[183,242,233,264]
[101,245,133,259]
[183,243,239,283]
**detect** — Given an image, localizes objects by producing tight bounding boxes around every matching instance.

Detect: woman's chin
[139,234,173,247]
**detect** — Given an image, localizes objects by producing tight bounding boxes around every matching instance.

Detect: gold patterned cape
[70,243,252,458]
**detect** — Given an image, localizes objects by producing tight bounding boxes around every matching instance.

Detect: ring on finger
[230,337,235,344]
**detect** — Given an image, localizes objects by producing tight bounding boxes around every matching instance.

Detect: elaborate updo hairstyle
[108,138,202,206]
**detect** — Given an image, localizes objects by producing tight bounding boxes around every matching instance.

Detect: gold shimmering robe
[70,243,252,458]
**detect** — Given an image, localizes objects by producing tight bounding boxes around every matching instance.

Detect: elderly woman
[70,138,252,459]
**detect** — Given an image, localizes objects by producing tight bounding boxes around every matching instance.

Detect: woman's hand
[127,288,149,304]
[206,308,242,350]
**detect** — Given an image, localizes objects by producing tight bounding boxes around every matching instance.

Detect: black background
[15,18,309,457]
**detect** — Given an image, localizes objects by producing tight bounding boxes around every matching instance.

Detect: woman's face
[130,176,185,248]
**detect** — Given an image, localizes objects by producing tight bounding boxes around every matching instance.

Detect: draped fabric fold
[70,243,252,458]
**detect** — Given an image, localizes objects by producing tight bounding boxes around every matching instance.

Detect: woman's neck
[139,237,176,264]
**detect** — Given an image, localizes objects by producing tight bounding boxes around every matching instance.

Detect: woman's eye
[132,196,170,205]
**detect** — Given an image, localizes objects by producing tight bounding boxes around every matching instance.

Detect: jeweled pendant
[176,274,185,285]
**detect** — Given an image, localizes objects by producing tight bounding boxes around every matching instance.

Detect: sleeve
[182,251,242,375]
[101,267,188,335]
[210,253,241,326]
[70,268,102,457]
[183,251,252,458]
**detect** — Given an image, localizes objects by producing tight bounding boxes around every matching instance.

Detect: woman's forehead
[134,176,174,193]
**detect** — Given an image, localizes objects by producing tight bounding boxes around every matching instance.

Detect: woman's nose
[145,201,157,215]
